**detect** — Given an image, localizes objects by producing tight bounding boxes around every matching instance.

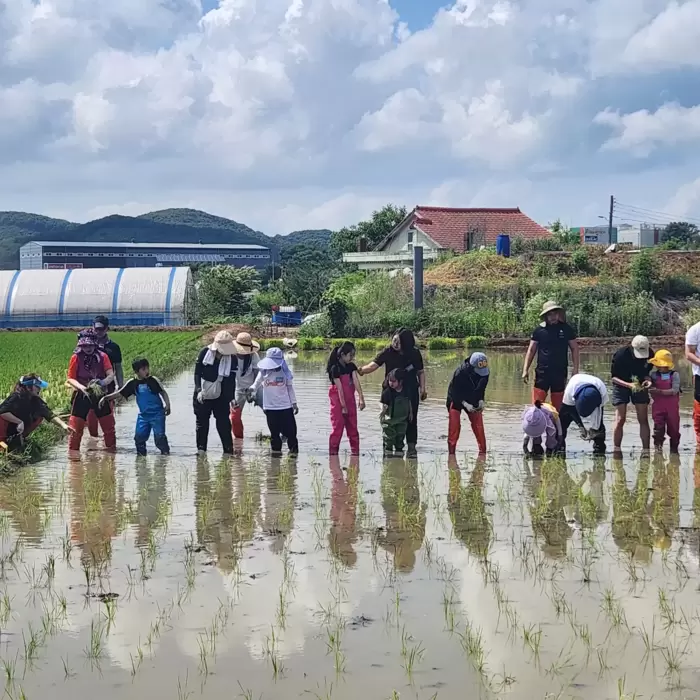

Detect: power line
[615,200,700,226]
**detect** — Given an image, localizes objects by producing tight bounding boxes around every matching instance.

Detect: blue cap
[574,385,602,418]
[469,352,490,377]
[20,376,48,390]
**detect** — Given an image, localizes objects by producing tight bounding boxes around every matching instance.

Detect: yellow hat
[649,349,674,370]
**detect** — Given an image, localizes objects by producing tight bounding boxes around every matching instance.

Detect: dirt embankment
[425,249,700,288]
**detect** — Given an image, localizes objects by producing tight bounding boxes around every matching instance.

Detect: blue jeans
[135,412,169,455]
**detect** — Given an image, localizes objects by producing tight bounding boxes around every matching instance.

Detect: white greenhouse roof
[24,241,269,250]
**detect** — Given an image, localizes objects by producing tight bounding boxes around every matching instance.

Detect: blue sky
[0,0,699,234]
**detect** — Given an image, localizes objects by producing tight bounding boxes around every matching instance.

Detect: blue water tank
[496,233,511,258]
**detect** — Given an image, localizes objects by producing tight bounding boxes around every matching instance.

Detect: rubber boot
[68,416,85,451]
[86,410,100,438]
[154,434,170,455]
[99,413,117,452]
[230,405,244,440]
[407,443,417,459]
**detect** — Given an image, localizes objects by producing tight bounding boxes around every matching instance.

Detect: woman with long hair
[326,341,365,455]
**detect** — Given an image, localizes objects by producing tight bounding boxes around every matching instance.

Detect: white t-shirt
[685,322,700,377]
[250,367,297,411]
[563,373,609,431]
[235,352,259,391]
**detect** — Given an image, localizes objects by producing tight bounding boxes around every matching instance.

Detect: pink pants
[652,396,680,451]
[329,377,359,455]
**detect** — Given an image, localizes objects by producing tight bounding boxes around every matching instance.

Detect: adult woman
[194,330,237,455]
[0,375,72,452]
[66,331,116,451]
[230,332,260,439]
[359,328,426,457]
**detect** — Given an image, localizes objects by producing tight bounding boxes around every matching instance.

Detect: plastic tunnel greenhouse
[0,267,194,328]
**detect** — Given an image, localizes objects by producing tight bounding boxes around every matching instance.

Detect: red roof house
[378,206,551,253]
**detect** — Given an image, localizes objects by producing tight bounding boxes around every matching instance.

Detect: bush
[354,338,379,351]
[571,247,591,273]
[298,313,332,338]
[297,336,325,350]
[629,250,659,294]
[682,306,700,328]
[258,338,285,351]
[464,336,488,348]
[660,275,700,298]
[427,337,458,350]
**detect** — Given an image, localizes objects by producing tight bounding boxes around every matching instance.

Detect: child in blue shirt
[100,357,171,455]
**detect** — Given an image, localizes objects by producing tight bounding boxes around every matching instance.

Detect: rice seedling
[62,655,75,679]
[84,620,105,660]
[522,623,542,657]
[2,652,18,686]
[617,675,639,700]
[661,639,685,687]
[177,671,193,700]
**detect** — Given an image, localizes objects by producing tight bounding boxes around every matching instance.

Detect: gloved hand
[477,400,485,411]
[15,421,24,435]
[462,401,475,413]
[292,404,299,415]
[196,391,204,404]
[579,426,589,441]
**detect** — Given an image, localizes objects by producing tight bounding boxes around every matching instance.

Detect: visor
[20,376,48,389]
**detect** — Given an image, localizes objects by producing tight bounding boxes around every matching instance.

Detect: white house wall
[382,225,439,253]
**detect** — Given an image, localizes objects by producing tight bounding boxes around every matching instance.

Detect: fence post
[413,246,423,310]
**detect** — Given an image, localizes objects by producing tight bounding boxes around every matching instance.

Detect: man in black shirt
[611,335,652,453]
[522,301,579,410]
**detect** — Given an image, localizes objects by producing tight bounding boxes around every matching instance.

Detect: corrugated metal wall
[0,268,191,328]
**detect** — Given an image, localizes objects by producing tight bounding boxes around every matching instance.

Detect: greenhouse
[0,267,194,328]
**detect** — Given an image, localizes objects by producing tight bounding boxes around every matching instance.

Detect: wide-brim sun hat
[233,331,260,355]
[258,347,285,370]
[522,406,547,437]
[210,330,236,356]
[539,300,563,318]
[650,349,674,369]
[631,335,650,359]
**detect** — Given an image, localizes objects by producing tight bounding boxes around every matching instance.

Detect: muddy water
[1,350,700,699]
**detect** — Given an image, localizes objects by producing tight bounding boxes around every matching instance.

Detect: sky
[1,0,700,235]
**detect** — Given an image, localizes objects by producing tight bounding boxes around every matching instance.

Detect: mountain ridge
[0,208,332,269]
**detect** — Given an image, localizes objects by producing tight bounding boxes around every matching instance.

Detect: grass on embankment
[0,331,202,466]
[259,336,488,352]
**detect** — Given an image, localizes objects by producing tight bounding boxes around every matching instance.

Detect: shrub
[629,250,660,294]
[571,247,591,273]
[682,306,700,328]
[298,313,332,338]
[464,336,488,348]
[427,337,458,350]
[297,336,325,350]
[354,338,379,351]
[660,275,700,298]
[258,338,284,351]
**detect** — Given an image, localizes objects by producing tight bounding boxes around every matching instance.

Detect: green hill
[0,208,332,268]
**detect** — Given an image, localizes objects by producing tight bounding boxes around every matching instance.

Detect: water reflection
[328,455,359,568]
[133,455,167,547]
[378,457,426,572]
[261,456,297,554]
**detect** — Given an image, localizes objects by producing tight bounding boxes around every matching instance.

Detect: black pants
[695,375,700,402]
[406,387,419,446]
[265,409,298,454]
[71,391,112,420]
[193,395,233,454]
[559,404,606,454]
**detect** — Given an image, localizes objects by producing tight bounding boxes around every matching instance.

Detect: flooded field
[2,349,700,699]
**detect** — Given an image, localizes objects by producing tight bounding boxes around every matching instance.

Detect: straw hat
[233,331,260,355]
[649,349,674,370]
[539,300,563,318]
[210,330,236,356]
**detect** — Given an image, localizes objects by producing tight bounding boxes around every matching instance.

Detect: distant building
[616,223,661,248]
[572,226,618,246]
[19,241,271,271]
[342,206,551,270]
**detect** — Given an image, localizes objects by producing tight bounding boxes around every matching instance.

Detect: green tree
[549,219,581,246]
[197,265,260,320]
[279,244,339,312]
[629,249,660,294]
[330,204,408,256]
[662,221,699,245]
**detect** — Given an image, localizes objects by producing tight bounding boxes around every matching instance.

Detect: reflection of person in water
[133,456,167,548]
[378,457,426,572]
[195,455,238,572]
[0,468,50,541]
[447,455,492,560]
[261,455,298,555]
[70,453,119,566]
[649,452,680,551]
[329,455,359,568]
[523,456,578,559]
[611,455,654,560]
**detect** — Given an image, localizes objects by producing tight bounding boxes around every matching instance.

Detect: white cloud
[0,0,698,230]
[665,177,700,218]
[595,102,700,156]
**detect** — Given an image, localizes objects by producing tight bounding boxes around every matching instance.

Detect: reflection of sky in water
[0,351,699,698]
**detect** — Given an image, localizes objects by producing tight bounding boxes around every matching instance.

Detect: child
[100,358,171,456]
[380,369,412,456]
[522,401,562,456]
[446,352,489,454]
[327,341,366,456]
[649,349,681,453]
[249,347,298,457]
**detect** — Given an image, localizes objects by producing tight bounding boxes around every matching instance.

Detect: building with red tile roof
[343,205,552,269]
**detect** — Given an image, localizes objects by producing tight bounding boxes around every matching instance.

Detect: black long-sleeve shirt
[193,348,236,402]
[446,362,489,412]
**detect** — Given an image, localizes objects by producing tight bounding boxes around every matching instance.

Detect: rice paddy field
[0,345,699,699]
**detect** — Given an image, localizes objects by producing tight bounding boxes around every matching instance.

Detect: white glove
[15,421,24,435]
[579,426,589,441]
[477,400,485,411]
[196,391,204,404]
[463,401,475,413]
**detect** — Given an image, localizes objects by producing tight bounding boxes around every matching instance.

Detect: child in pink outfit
[327,342,365,455]
[649,349,681,453]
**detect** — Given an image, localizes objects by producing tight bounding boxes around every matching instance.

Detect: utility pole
[608,195,615,244]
